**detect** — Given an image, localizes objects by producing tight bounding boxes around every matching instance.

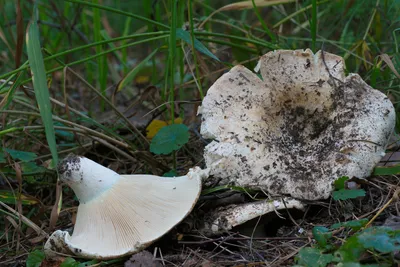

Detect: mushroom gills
[45,155,203,259]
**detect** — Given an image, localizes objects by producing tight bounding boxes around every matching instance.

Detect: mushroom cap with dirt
[198,49,395,200]
[44,155,204,259]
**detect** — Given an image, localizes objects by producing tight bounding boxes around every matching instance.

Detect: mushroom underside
[199,49,395,200]
[44,157,204,259]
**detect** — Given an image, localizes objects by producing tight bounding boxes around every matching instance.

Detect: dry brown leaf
[15,0,24,68]
[217,0,295,11]
[378,54,400,79]
[49,182,62,230]
[29,234,47,244]
[200,0,295,28]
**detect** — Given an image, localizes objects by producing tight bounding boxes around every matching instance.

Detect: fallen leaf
[146,117,183,139]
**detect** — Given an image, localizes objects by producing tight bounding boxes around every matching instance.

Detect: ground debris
[124,250,162,267]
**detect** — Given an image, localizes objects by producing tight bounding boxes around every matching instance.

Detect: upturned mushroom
[199,49,395,200]
[44,155,203,259]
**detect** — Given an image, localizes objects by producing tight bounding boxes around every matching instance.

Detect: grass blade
[0,32,169,80]
[93,0,107,112]
[188,0,204,99]
[121,16,132,74]
[251,0,275,42]
[26,8,60,229]
[311,0,317,52]
[176,29,220,62]
[65,0,169,30]
[115,48,159,93]
[373,165,400,176]
[26,20,58,165]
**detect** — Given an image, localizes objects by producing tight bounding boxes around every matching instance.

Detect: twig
[364,187,400,228]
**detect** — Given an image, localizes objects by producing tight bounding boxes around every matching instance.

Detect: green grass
[0,0,399,266]
[25,6,58,165]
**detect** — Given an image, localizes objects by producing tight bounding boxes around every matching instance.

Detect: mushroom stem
[58,155,120,203]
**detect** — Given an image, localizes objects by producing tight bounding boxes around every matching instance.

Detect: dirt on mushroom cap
[199,49,395,200]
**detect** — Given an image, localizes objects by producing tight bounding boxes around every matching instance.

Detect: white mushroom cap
[45,155,202,259]
[199,49,395,200]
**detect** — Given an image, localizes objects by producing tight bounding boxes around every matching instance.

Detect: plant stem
[311,0,317,52]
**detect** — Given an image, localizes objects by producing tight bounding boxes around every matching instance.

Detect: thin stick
[364,187,400,228]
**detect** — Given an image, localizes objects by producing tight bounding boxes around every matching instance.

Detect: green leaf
[5,148,37,162]
[116,48,159,92]
[332,189,366,200]
[359,233,395,253]
[331,218,369,231]
[334,176,349,190]
[20,162,46,173]
[295,247,335,267]
[176,29,220,62]
[373,165,400,176]
[312,226,331,248]
[150,124,189,155]
[26,16,58,165]
[337,235,365,262]
[26,250,45,267]
[357,227,400,253]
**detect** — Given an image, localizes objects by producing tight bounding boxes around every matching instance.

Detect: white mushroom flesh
[199,49,395,200]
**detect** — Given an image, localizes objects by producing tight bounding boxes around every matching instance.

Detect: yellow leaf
[177,233,184,241]
[146,120,168,139]
[135,75,150,85]
[146,117,183,139]
[169,117,183,125]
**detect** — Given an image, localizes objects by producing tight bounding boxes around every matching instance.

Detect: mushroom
[199,198,305,236]
[44,155,204,259]
[198,49,395,200]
